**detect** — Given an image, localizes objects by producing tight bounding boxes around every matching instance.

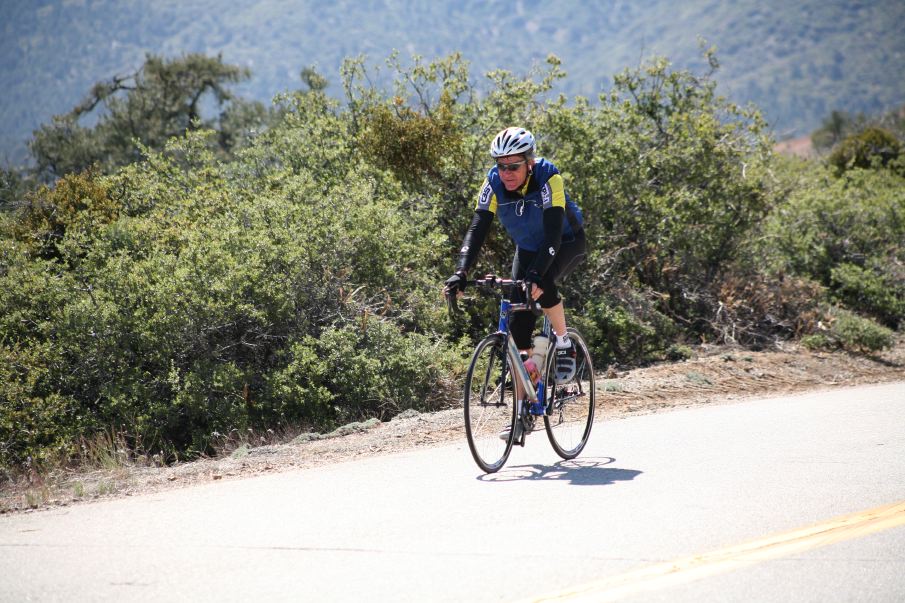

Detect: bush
[830,262,904,329]
[357,96,462,189]
[665,345,693,362]
[0,126,454,473]
[570,291,676,367]
[805,306,895,353]
[542,51,772,347]
[310,319,464,422]
[0,342,83,473]
[827,308,894,352]
[800,334,833,351]
[712,271,825,345]
[828,127,901,175]
[757,165,905,324]
[263,319,466,429]
[7,171,119,261]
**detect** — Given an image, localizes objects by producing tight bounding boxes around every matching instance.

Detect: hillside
[2,0,903,166]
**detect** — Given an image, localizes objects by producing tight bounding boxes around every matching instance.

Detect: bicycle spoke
[464,335,515,472]
[544,330,595,459]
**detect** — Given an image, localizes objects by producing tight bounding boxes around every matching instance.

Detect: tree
[0,166,30,212]
[811,110,854,152]
[29,53,269,180]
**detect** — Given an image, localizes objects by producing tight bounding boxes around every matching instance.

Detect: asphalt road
[2,382,904,602]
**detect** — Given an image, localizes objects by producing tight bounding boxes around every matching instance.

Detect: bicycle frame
[497,298,552,409]
[446,274,553,412]
[454,273,596,472]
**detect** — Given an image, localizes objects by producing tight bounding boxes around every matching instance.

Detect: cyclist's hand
[444,271,467,298]
[525,270,543,301]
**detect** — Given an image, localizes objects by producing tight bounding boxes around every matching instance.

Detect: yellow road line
[529,500,905,602]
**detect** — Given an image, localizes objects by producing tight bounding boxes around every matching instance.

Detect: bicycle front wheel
[544,329,595,459]
[464,334,516,473]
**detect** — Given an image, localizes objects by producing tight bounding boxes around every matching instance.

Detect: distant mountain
[2,0,903,166]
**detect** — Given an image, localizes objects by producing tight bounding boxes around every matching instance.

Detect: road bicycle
[447,275,595,473]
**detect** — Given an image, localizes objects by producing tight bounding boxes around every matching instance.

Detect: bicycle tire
[543,328,595,459]
[464,334,517,473]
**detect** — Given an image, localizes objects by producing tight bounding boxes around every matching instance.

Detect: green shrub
[806,306,895,353]
[0,126,456,473]
[758,165,905,308]
[542,52,772,348]
[830,262,904,329]
[7,171,119,261]
[304,318,464,424]
[752,156,904,344]
[827,308,894,352]
[828,127,901,176]
[357,95,463,188]
[570,295,676,366]
[0,342,83,473]
[800,333,832,350]
[666,345,694,362]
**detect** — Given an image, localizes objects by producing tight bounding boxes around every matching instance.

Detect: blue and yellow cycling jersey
[476,158,583,252]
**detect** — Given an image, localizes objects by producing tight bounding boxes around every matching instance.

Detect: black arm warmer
[455,210,494,273]
[527,206,564,277]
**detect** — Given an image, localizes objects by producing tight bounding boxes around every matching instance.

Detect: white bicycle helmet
[489,127,535,158]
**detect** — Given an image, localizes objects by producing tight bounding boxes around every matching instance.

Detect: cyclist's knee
[538,288,560,309]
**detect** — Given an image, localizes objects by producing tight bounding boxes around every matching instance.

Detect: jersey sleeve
[541,173,566,210]
[475,179,497,214]
[456,210,494,273]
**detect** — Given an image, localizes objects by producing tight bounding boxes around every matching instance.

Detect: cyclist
[444,126,586,384]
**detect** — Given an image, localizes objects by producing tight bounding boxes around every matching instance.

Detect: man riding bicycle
[444,126,587,382]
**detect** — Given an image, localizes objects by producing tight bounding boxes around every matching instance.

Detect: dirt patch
[3,338,903,514]
[774,135,816,158]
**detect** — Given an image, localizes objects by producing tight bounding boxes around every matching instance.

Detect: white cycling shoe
[554,342,577,383]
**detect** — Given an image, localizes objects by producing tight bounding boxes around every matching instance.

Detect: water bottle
[523,358,541,385]
[531,335,551,373]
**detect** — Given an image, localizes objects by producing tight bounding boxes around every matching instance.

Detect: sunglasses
[496,160,527,172]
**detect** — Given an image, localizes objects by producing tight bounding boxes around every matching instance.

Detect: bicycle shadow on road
[478,457,642,486]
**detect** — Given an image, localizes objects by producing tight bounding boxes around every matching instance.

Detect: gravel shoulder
[3,338,903,514]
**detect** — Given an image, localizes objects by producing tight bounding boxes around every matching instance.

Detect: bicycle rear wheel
[544,329,595,459]
[464,334,517,473]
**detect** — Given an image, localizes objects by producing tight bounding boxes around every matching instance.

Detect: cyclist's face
[497,155,533,191]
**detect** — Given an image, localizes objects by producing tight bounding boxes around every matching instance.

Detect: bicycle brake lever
[524,283,543,317]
